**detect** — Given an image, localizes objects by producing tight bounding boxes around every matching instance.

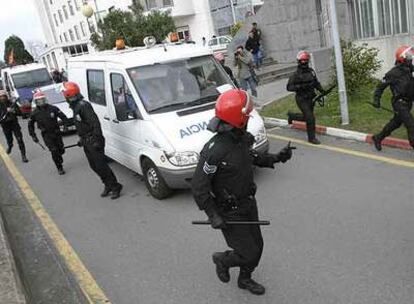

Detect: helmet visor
[35,97,47,106]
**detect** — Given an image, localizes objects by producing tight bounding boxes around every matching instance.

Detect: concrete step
[258,70,296,86]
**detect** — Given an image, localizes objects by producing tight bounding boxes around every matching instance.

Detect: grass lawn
[260,82,409,140]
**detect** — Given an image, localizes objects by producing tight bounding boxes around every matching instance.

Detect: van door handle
[112,119,119,124]
[103,116,110,121]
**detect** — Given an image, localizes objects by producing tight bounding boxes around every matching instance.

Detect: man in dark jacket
[28,90,68,175]
[192,89,294,295]
[372,45,414,151]
[287,51,325,144]
[245,32,262,70]
[214,52,239,87]
[0,90,28,162]
[62,81,123,199]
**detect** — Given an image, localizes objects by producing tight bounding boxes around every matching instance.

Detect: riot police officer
[192,89,294,295]
[0,90,28,162]
[28,90,68,175]
[62,82,123,199]
[372,45,414,151]
[287,51,325,144]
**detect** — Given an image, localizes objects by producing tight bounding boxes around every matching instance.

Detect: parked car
[208,35,232,54]
[68,41,268,199]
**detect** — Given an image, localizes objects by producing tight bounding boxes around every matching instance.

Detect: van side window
[87,70,106,106]
[110,73,138,121]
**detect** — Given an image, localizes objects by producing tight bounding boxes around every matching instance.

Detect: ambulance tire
[142,158,172,200]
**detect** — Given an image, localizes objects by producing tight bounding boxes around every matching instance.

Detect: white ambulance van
[67,42,269,199]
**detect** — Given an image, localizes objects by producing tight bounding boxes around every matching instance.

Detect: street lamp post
[229,0,237,25]
[328,0,349,125]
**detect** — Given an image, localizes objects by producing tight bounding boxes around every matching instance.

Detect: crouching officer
[372,45,414,151]
[0,90,28,162]
[62,81,123,199]
[287,51,325,144]
[28,90,68,175]
[192,89,294,295]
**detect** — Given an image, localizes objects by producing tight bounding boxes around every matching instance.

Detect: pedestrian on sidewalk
[245,32,263,70]
[234,46,257,97]
[286,51,325,145]
[214,52,239,87]
[0,90,28,162]
[62,81,123,199]
[28,90,68,175]
[372,45,414,151]
[192,89,294,296]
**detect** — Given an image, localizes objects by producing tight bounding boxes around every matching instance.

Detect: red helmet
[214,52,225,62]
[33,90,47,106]
[215,89,253,128]
[62,81,80,100]
[297,50,310,63]
[395,45,413,63]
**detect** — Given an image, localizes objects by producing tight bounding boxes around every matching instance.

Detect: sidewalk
[255,77,292,108]
[0,213,26,304]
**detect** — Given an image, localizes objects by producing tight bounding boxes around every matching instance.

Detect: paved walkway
[255,77,292,108]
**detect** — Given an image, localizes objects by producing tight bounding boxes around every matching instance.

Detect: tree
[91,2,175,51]
[3,35,34,65]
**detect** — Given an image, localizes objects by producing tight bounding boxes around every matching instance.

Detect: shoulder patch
[203,162,217,175]
[208,141,215,149]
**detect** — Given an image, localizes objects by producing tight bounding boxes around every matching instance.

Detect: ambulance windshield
[127,56,231,113]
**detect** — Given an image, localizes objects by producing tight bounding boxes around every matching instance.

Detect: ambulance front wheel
[142,158,172,200]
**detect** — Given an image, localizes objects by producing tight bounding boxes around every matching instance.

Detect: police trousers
[219,198,264,274]
[1,121,26,154]
[289,95,316,140]
[42,131,64,169]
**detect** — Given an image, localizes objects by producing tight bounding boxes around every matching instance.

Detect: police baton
[36,141,46,150]
[64,143,79,149]
[366,102,395,114]
[192,220,270,226]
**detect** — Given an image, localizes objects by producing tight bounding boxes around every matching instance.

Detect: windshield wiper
[149,102,189,113]
[187,94,219,106]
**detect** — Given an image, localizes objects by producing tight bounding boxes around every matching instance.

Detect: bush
[335,40,382,96]
[230,22,244,37]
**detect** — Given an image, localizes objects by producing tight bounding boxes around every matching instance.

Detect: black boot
[57,166,65,175]
[111,183,123,200]
[308,138,321,145]
[21,154,28,163]
[287,112,293,125]
[100,187,111,197]
[6,145,12,154]
[238,269,265,295]
[212,252,230,283]
[372,135,382,151]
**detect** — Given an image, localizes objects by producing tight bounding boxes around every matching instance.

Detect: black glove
[273,142,296,164]
[32,136,39,143]
[204,205,226,230]
[373,99,380,109]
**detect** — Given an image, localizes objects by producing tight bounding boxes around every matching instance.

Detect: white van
[68,42,268,199]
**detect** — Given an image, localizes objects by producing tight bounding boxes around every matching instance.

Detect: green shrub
[230,22,244,37]
[335,40,382,97]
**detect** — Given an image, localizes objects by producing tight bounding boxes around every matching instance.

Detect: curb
[264,117,412,150]
[0,212,26,304]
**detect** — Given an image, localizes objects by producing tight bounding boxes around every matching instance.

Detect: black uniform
[71,98,121,192]
[28,104,68,170]
[287,65,324,141]
[0,99,27,159]
[192,124,291,294]
[373,63,414,148]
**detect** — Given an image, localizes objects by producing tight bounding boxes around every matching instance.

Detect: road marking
[0,145,111,304]
[267,133,414,169]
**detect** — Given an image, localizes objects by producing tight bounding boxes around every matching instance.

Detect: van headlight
[165,151,199,167]
[254,127,267,145]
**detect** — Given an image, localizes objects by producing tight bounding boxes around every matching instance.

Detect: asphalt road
[3,123,414,304]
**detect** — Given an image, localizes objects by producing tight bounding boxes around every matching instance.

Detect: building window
[87,70,106,106]
[163,0,173,7]
[64,32,69,42]
[60,35,63,43]
[69,29,75,41]
[351,0,409,39]
[80,22,87,36]
[58,10,64,23]
[54,14,59,27]
[74,0,80,10]
[63,5,69,19]
[49,0,53,4]
[143,0,157,10]
[68,1,75,15]
[177,26,190,41]
[74,25,80,40]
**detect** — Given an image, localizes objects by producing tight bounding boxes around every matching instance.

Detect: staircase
[256,58,296,86]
